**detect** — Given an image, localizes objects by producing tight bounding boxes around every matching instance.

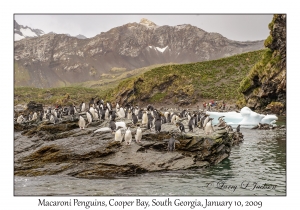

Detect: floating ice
[206,107,278,128]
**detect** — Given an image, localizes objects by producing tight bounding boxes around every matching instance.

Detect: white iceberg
[206,107,278,128]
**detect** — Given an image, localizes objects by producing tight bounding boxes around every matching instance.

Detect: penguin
[216,116,226,127]
[116,103,120,110]
[93,108,100,120]
[105,109,109,120]
[89,98,95,108]
[89,107,96,119]
[147,104,154,111]
[236,124,241,133]
[107,102,112,111]
[117,107,125,119]
[57,110,63,120]
[53,109,58,118]
[110,110,116,121]
[187,113,191,122]
[32,112,37,121]
[142,111,148,126]
[69,105,75,120]
[135,126,142,143]
[100,108,105,121]
[43,111,47,120]
[188,116,195,132]
[166,112,171,123]
[86,110,93,126]
[138,109,143,120]
[17,115,24,124]
[115,128,123,142]
[134,106,139,116]
[127,109,132,120]
[154,117,162,133]
[124,128,132,145]
[109,120,117,132]
[38,111,43,121]
[180,109,187,118]
[80,102,85,112]
[132,113,138,125]
[204,118,214,135]
[176,122,185,134]
[147,111,154,130]
[78,115,86,129]
[73,105,78,114]
[203,115,210,130]
[171,114,177,124]
[50,113,59,124]
[161,115,167,124]
[167,135,180,152]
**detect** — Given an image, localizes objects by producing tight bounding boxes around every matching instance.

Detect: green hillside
[107,49,266,106]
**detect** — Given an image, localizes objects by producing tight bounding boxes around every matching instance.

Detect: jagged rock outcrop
[14,18,264,88]
[14,115,243,178]
[239,14,286,114]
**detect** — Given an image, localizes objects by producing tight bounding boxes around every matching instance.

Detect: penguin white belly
[135,109,139,116]
[78,116,86,129]
[142,114,148,125]
[87,112,92,124]
[205,121,213,134]
[94,112,99,120]
[32,112,37,121]
[203,117,209,128]
[135,128,142,142]
[115,129,123,141]
[105,110,109,120]
[90,107,96,118]
[127,112,132,120]
[82,103,86,112]
[119,108,125,118]
[164,112,169,119]
[50,115,55,124]
[124,130,132,145]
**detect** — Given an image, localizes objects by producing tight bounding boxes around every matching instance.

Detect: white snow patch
[15,33,24,41]
[156,46,168,53]
[20,28,37,37]
[148,46,153,49]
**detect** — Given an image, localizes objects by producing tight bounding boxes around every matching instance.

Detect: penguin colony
[15,100,236,152]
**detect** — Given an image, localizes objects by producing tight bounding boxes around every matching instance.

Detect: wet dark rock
[14,118,245,178]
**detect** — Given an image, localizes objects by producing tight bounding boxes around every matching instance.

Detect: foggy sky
[14,14,273,41]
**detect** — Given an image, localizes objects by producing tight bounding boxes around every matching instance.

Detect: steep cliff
[14,18,264,88]
[238,14,286,114]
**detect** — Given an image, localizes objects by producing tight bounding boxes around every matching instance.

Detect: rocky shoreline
[14,112,243,178]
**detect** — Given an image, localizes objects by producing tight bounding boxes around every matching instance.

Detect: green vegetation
[109,49,265,103]
[150,92,167,103]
